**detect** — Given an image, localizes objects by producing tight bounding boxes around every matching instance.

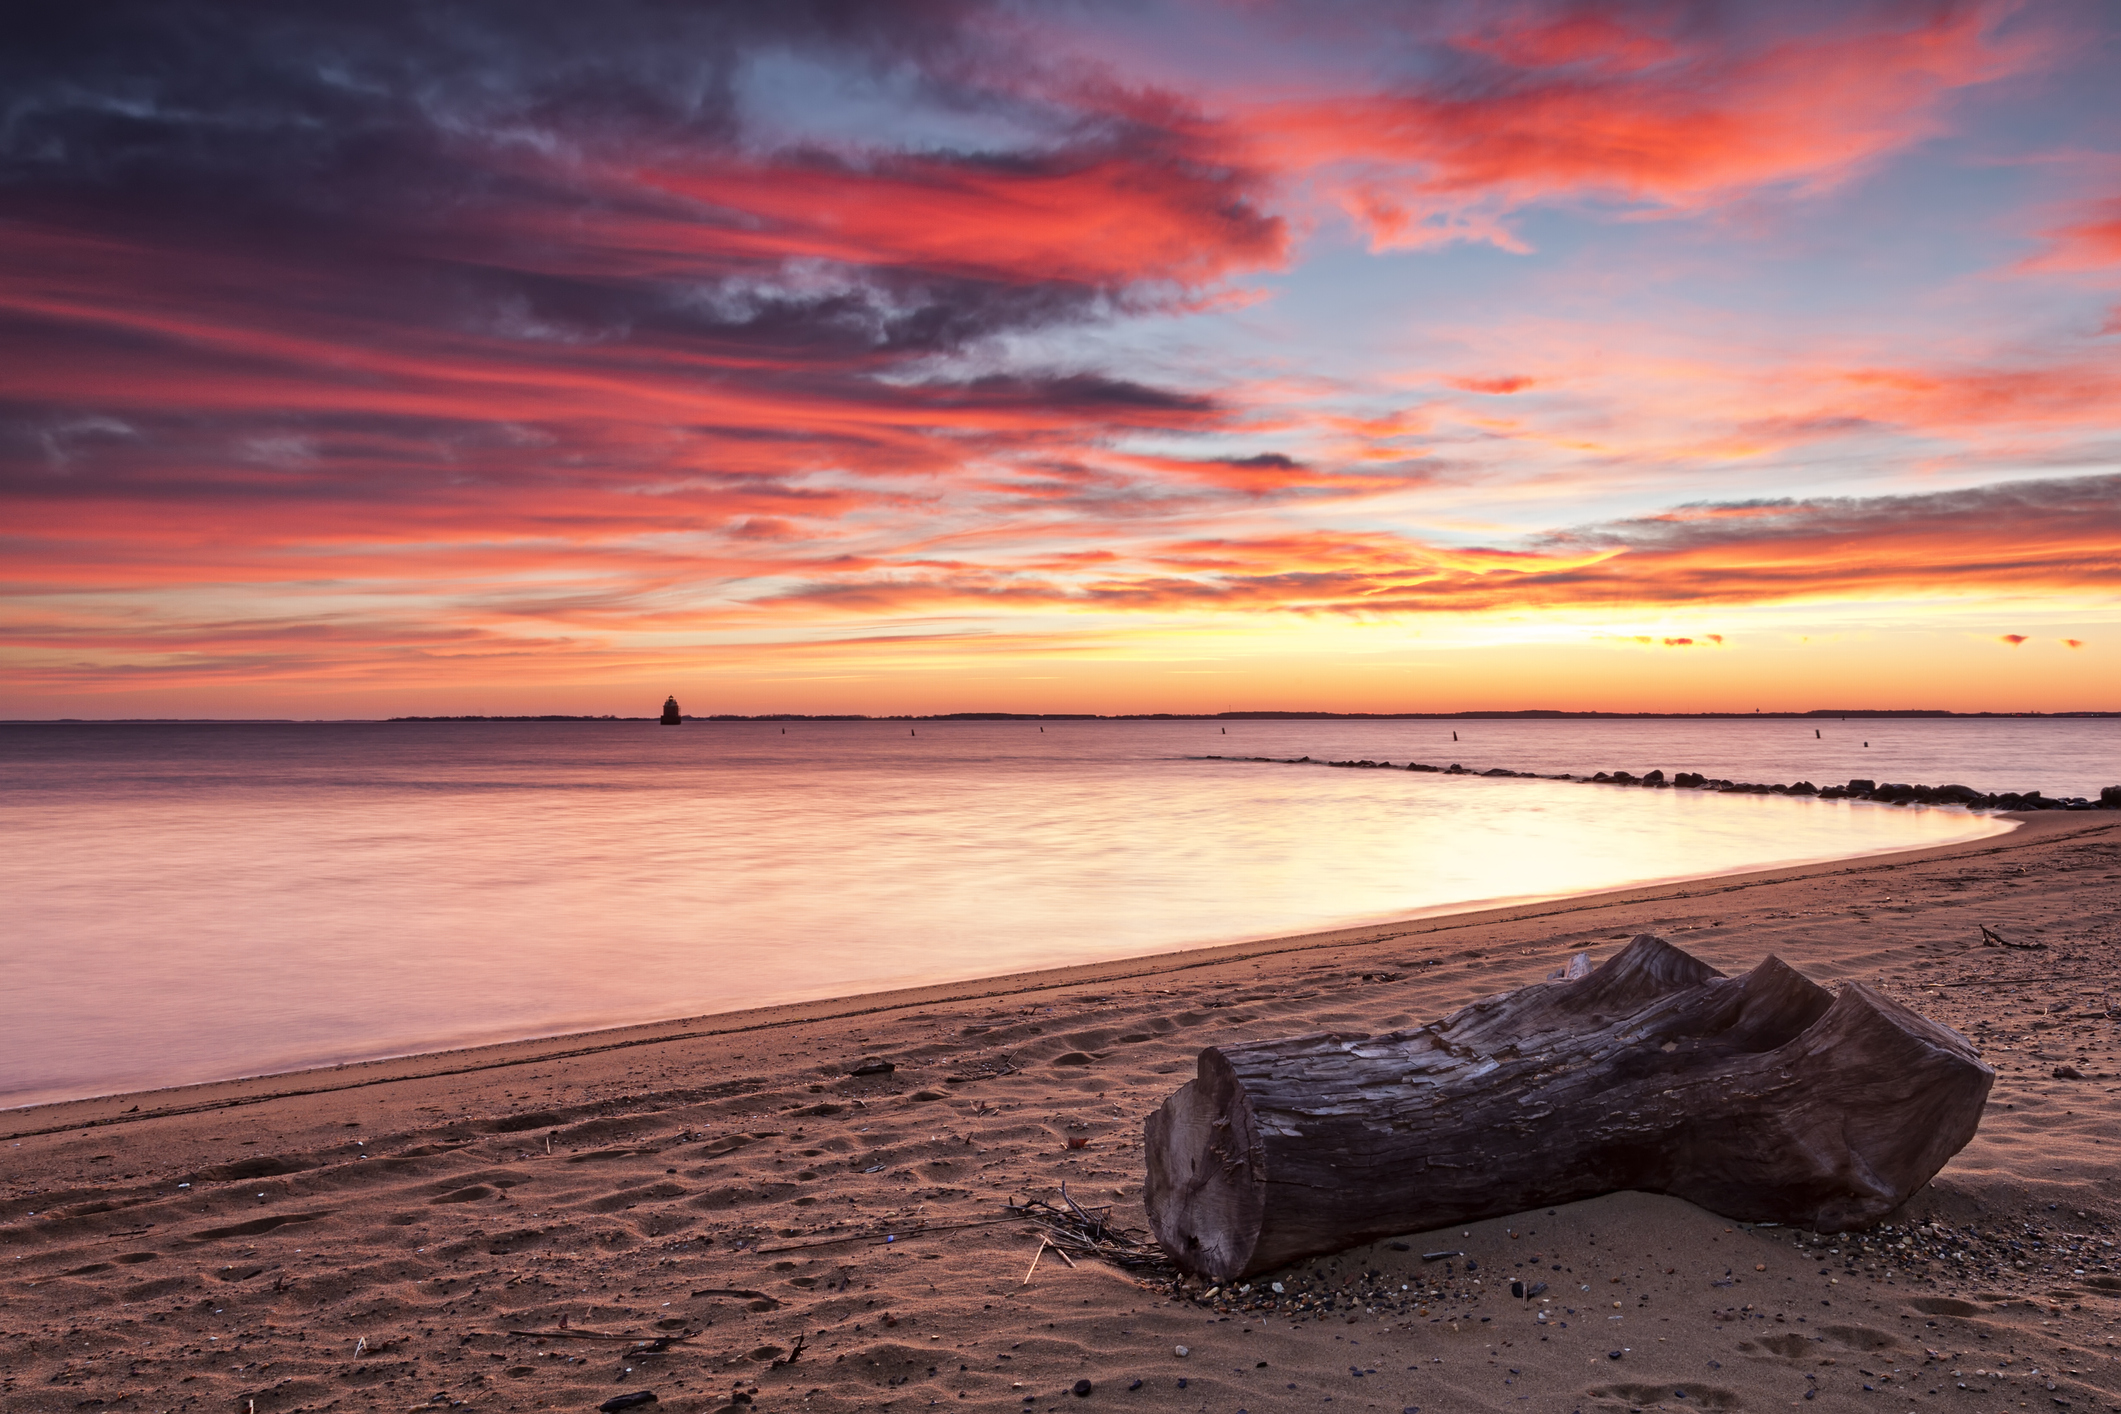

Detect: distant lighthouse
[659,695,682,725]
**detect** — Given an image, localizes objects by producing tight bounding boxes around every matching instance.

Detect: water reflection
[0,720,2024,1107]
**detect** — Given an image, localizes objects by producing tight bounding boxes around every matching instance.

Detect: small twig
[771,1333,806,1368]
[1048,1243,1078,1268]
[1023,1239,1048,1285]
[1059,1182,1101,1236]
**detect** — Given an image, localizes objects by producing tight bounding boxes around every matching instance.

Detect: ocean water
[3,716,2106,1110]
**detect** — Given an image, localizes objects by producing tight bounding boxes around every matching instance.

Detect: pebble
[1173,1345,1188,1357]
[1072,1378,1093,1397]
[599,1394,657,1413]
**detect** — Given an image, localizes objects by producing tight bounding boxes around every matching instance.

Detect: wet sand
[4,811,2119,1414]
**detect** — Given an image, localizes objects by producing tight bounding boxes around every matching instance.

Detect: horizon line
[7,709,2120,725]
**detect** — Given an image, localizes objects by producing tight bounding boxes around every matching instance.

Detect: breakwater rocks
[1204,755,2121,813]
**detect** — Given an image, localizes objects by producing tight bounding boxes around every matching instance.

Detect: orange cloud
[1251,2,2039,249]
[1446,375,1536,394]
[2000,634,2029,645]
[2024,197,2121,274]
[621,144,1285,293]
[746,475,2121,620]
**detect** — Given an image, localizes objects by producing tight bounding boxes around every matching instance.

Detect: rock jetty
[1205,755,2121,812]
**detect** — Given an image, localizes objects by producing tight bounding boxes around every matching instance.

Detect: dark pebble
[1609,1350,1624,1360]
[1176,1378,1188,1389]
[599,1395,657,1413]
[1073,1379,1093,1397]
[1127,1380,1142,1391]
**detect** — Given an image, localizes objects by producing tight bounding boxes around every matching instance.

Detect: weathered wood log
[1143,935,1992,1281]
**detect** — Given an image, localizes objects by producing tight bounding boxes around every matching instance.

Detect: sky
[3,0,2117,717]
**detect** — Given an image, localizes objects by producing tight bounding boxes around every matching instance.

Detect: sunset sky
[4,0,2117,717]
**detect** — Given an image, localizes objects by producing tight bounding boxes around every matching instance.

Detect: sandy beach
[6,811,2119,1414]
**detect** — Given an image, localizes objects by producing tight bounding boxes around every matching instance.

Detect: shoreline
[3,809,2088,1139]
[4,810,2119,1414]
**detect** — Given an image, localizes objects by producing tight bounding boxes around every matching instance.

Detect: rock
[1072,1378,1094,1397]
[601,1394,658,1413]
[2054,1065,2085,1080]
[1174,1345,1189,1357]
[2102,786,2121,808]
[847,1057,894,1076]
[1848,779,1876,794]
[1934,784,1982,804]
[1641,770,1666,785]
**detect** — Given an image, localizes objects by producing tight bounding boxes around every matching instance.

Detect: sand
[4,811,2119,1414]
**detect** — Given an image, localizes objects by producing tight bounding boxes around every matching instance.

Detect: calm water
[5,716,2108,1109]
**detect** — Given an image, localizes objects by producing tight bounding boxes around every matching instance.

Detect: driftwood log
[1144,935,1992,1281]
